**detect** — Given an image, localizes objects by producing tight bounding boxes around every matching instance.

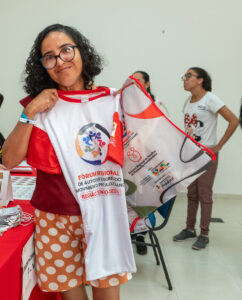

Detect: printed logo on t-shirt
[75,123,110,165]
[197,105,206,110]
[184,113,204,142]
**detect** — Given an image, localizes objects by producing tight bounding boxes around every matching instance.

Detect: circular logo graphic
[75,123,110,165]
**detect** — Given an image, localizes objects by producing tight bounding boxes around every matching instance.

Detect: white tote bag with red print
[121,76,215,226]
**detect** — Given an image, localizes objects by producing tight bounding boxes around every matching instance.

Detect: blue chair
[131,196,176,290]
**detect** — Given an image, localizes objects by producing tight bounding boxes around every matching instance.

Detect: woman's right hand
[24,89,59,119]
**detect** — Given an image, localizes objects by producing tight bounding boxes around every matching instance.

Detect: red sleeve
[20,95,33,107]
[27,124,62,175]
[105,112,124,167]
[19,96,61,174]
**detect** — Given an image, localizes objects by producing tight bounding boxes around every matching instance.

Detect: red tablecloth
[0,200,60,300]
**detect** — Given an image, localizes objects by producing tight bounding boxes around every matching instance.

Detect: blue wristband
[19,112,36,125]
[21,112,31,120]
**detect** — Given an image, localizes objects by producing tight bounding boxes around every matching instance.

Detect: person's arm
[210,105,239,153]
[2,89,58,169]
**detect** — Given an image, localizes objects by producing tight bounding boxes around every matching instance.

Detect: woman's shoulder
[204,91,222,102]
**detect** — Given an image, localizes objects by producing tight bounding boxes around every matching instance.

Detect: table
[0,200,60,300]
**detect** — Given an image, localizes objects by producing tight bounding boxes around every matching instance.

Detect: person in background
[173,67,239,250]
[2,24,136,300]
[239,100,242,129]
[132,71,169,116]
[132,71,170,255]
[0,93,5,165]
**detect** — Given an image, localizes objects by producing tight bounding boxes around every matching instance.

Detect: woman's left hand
[0,164,7,170]
[209,145,221,154]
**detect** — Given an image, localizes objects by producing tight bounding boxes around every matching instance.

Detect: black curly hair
[24,24,103,97]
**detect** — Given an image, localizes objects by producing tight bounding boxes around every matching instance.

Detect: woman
[173,67,239,250]
[132,71,169,116]
[3,24,136,300]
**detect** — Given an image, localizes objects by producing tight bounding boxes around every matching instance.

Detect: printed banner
[121,76,215,221]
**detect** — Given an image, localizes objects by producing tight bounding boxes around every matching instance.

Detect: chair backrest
[148,196,176,232]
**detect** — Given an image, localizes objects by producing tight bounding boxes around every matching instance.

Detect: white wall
[0,0,242,195]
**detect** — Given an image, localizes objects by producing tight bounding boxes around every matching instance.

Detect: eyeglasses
[40,45,77,70]
[181,73,198,81]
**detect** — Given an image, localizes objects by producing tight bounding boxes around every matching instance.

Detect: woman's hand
[209,145,221,154]
[24,89,59,119]
[0,164,7,170]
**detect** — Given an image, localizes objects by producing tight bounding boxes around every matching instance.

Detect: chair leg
[150,231,173,290]
[148,231,160,265]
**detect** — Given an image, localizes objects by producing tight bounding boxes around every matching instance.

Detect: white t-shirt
[183,92,224,147]
[30,87,136,281]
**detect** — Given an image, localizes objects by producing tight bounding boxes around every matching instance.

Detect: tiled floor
[87,194,242,299]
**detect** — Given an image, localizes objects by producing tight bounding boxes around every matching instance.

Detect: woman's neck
[190,88,207,103]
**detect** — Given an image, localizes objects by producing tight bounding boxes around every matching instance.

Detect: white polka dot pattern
[56,222,65,229]
[35,225,40,234]
[48,228,58,236]
[63,250,73,258]
[59,234,69,243]
[36,241,43,250]
[54,259,65,268]
[57,275,67,283]
[35,209,132,292]
[74,253,81,262]
[40,273,48,282]
[74,228,82,235]
[109,277,120,286]
[68,279,78,288]
[46,213,55,221]
[41,235,50,244]
[71,240,79,248]
[44,251,52,259]
[50,244,61,252]
[90,280,99,287]
[39,219,47,227]
[70,216,79,223]
[39,257,45,266]
[46,266,56,275]
[60,217,68,224]
[49,282,58,290]
[76,267,83,276]
[66,264,75,273]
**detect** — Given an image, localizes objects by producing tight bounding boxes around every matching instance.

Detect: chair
[131,196,176,290]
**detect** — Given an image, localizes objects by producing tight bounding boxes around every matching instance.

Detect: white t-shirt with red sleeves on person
[26,87,136,281]
[183,92,224,147]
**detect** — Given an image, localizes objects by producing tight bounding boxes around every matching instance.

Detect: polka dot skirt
[34,209,132,292]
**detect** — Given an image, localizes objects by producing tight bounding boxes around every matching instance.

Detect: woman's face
[183,69,203,92]
[133,72,149,91]
[41,31,84,91]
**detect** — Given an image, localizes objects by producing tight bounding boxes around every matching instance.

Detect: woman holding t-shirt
[173,67,239,250]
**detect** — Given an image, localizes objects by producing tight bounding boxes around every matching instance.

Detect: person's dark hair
[24,24,103,97]
[190,67,212,91]
[0,93,4,107]
[133,71,156,101]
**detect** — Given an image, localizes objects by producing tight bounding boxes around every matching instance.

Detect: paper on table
[0,170,13,206]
